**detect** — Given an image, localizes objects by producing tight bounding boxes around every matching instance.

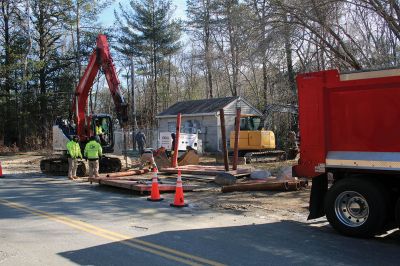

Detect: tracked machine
[229,104,297,163]
[40,34,128,176]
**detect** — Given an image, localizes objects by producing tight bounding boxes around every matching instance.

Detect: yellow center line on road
[0,198,225,266]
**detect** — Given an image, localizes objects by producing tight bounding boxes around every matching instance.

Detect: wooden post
[219,109,229,171]
[233,107,241,170]
[123,129,128,169]
[171,113,181,168]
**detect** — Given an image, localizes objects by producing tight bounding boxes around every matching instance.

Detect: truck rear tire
[324,178,387,238]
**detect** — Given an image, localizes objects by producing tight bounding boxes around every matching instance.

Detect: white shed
[156,97,262,153]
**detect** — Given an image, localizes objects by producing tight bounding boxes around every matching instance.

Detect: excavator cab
[239,115,263,131]
[91,114,114,153]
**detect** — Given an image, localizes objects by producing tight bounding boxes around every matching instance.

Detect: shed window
[182,119,201,133]
[168,122,176,132]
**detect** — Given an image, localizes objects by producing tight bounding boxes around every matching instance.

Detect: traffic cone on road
[170,170,188,208]
[147,167,163,202]
[0,161,3,177]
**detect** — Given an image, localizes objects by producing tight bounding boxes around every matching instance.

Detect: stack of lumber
[161,165,251,177]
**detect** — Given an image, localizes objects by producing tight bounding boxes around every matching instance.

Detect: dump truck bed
[294,68,400,178]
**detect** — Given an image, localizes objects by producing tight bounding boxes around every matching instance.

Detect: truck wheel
[324,178,387,238]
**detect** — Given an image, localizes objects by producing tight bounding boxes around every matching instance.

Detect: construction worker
[135,130,146,155]
[95,120,105,144]
[84,136,103,178]
[101,118,109,143]
[287,131,299,160]
[66,135,82,180]
[139,148,157,170]
[171,133,176,155]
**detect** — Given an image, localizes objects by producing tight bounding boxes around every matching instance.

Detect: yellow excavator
[229,104,297,163]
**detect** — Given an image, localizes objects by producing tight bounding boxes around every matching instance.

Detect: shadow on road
[58,220,400,266]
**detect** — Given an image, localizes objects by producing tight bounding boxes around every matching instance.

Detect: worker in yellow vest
[95,120,105,144]
[66,135,82,180]
[84,136,103,178]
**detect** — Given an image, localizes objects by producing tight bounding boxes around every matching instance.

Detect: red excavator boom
[72,34,128,141]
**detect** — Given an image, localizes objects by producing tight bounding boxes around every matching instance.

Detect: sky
[100,0,187,27]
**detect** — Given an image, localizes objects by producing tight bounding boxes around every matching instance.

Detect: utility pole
[131,56,138,150]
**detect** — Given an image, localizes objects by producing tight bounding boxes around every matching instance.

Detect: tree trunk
[204,0,213,98]
[228,20,237,95]
[152,3,157,124]
[262,59,268,106]
[167,56,172,105]
[283,17,296,95]
[153,52,158,122]
[227,1,239,96]
[76,0,81,78]
[38,2,48,145]
[131,57,137,150]
[1,1,13,145]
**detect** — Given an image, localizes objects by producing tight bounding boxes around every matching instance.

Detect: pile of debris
[219,167,308,193]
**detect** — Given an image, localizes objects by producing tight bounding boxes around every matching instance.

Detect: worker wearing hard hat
[84,136,103,178]
[66,135,82,180]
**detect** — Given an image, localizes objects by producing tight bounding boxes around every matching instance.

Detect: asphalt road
[1,169,400,265]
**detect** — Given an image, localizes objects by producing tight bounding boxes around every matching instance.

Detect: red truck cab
[294,68,400,237]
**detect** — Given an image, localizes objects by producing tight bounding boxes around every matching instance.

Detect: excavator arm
[72,34,128,140]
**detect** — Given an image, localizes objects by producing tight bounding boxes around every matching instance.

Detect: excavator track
[40,156,121,176]
[40,157,87,177]
[244,150,286,163]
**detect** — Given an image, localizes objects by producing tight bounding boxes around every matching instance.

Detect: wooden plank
[89,175,150,183]
[232,107,241,170]
[95,179,197,193]
[161,169,220,175]
[219,108,230,171]
[160,166,251,177]
[106,169,149,178]
[181,174,215,182]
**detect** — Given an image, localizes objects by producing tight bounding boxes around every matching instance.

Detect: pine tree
[0,0,30,145]
[30,0,73,143]
[115,0,182,121]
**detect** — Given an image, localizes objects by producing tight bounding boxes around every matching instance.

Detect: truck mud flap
[308,174,328,220]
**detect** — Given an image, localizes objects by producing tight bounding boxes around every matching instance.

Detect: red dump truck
[293,68,400,237]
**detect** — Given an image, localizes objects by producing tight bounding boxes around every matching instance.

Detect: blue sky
[100,0,187,27]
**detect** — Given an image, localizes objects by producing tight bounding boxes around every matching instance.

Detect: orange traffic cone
[147,167,163,202]
[170,170,188,208]
[0,161,3,178]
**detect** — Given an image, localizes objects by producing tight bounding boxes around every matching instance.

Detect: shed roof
[156,97,238,117]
